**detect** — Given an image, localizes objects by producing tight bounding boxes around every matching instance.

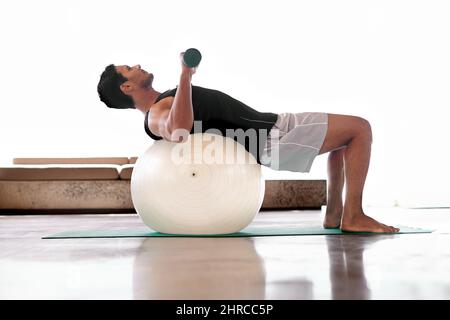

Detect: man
[97,52,399,233]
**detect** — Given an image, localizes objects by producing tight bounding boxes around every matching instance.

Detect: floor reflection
[132,237,266,299]
[325,235,394,299]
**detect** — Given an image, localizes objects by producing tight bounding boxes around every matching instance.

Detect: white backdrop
[0,0,449,207]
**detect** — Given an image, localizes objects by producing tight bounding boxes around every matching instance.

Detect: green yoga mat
[43,225,433,239]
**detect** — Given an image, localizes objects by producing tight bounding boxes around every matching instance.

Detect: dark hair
[97,64,135,109]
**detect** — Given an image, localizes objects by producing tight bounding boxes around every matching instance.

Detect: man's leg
[323,147,345,229]
[318,114,399,233]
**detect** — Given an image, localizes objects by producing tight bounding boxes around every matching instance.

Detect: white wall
[0,0,449,207]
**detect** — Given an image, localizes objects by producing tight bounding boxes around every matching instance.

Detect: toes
[386,225,400,233]
[379,223,392,233]
[380,223,398,233]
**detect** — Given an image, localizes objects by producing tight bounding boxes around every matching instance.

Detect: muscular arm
[148,52,196,143]
[166,68,195,142]
[167,72,194,131]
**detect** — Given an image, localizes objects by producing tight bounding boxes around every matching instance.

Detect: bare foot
[341,209,400,233]
[323,202,343,229]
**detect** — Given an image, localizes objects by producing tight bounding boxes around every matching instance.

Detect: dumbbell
[182,48,202,68]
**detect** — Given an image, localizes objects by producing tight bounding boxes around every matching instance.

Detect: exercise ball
[131,133,265,235]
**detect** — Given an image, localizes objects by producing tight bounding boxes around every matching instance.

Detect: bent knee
[355,117,372,142]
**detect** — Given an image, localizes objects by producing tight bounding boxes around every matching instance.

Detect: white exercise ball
[131,133,265,235]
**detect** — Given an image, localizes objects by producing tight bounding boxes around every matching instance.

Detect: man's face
[116,64,154,91]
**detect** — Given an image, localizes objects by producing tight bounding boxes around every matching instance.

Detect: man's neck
[135,89,162,114]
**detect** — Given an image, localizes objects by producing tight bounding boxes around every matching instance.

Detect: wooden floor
[1,207,449,300]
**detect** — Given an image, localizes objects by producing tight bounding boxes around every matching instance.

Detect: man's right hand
[180,52,197,77]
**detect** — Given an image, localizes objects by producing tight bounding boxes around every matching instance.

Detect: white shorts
[260,112,328,173]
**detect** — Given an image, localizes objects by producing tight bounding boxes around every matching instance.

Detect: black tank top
[144,85,279,164]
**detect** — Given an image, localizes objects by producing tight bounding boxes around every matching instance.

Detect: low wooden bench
[0,157,326,213]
